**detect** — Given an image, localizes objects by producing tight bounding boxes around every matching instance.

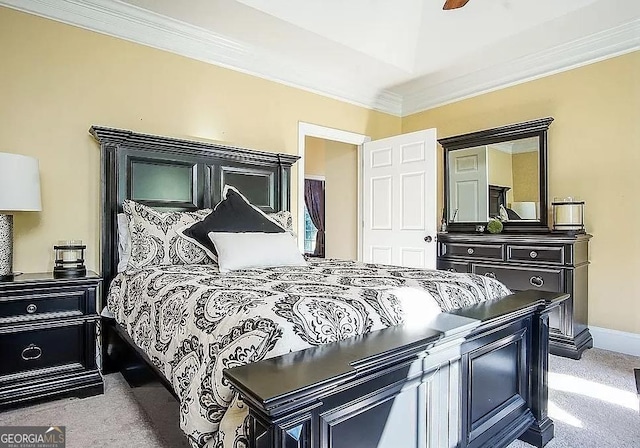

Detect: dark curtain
[304,179,325,257]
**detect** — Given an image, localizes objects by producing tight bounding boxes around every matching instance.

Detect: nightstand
[0,272,104,409]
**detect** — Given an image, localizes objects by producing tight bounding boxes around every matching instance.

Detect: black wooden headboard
[90,126,299,297]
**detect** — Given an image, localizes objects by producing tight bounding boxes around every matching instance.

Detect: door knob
[424,236,433,243]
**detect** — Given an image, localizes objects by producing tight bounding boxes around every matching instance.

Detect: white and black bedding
[107,257,510,448]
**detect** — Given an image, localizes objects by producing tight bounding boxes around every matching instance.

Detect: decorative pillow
[267,210,296,236]
[208,232,306,273]
[177,185,286,261]
[116,213,131,273]
[122,200,213,269]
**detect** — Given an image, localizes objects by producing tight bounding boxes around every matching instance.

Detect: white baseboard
[590,326,640,357]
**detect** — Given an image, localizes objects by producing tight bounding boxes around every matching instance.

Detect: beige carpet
[0,348,638,448]
[509,349,640,448]
[0,374,174,448]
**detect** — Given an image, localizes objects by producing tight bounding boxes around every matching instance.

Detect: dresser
[0,272,104,408]
[437,232,592,359]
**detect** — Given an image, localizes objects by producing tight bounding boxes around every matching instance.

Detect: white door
[448,146,488,222]
[362,129,437,269]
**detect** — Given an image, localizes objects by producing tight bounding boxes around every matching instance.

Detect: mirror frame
[439,117,554,233]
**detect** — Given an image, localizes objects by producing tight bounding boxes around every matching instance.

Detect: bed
[93,126,567,448]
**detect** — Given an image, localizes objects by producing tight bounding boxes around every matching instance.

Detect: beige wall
[487,146,514,205]
[511,151,539,203]
[324,140,358,260]
[403,51,640,334]
[0,7,400,273]
[304,137,326,177]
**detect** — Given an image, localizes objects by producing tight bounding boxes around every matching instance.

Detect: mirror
[440,117,553,232]
[447,136,540,222]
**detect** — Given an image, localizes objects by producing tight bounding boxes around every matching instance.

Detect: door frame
[297,122,371,259]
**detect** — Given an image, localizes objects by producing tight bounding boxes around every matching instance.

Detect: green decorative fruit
[487,218,503,234]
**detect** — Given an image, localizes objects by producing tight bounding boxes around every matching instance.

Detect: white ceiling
[3,0,639,115]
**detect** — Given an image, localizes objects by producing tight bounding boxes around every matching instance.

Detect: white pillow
[117,213,131,273]
[208,232,306,273]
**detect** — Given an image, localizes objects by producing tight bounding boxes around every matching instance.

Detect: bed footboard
[225,290,567,448]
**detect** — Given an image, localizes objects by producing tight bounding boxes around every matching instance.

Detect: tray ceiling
[3,0,639,116]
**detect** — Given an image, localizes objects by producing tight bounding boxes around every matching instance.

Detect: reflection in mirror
[448,136,540,223]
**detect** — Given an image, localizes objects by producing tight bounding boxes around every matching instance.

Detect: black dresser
[0,272,104,408]
[437,232,592,359]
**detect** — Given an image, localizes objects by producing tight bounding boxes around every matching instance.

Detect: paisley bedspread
[106,257,510,448]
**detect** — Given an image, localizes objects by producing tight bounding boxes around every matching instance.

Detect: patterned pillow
[267,211,296,236]
[122,200,213,269]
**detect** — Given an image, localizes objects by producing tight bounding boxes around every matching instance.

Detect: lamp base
[0,214,13,278]
[53,266,87,278]
[551,229,586,235]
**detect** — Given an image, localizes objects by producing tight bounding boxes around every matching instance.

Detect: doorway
[297,123,437,267]
[297,123,370,260]
[304,136,360,259]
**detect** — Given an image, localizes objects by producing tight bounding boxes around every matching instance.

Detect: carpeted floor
[0,348,638,448]
[508,349,640,448]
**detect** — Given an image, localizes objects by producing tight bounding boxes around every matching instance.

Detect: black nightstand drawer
[0,287,88,322]
[442,243,503,261]
[0,272,103,408]
[437,260,469,273]
[473,264,563,293]
[0,324,83,378]
[507,245,564,265]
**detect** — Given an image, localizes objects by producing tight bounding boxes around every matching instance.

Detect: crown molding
[0,0,403,116]
[491,141,538,155]
[401,19,640,116]
[1,1,637,118]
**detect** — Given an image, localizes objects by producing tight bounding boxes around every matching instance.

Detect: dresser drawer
[0,324,84,378]
[0,287,90,323]
[507,245,564,265]
[442,243,503,261]
[473,264,563,293]
[437,260,469,273]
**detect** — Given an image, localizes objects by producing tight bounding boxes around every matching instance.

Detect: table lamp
[0,152,42,280]
[552,197,585,233]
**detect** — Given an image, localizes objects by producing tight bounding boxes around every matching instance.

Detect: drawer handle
[530,251,538,259]
[484,272,496,279]
[530,276,544,287]
[467,248,474,255]
[21,344,42,361]
[26,304,38,314]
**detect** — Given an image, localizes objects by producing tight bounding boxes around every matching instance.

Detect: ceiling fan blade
[443,0,470,10]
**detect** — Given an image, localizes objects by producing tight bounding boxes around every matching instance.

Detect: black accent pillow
[506,208,522,220]
[179,186,285,260]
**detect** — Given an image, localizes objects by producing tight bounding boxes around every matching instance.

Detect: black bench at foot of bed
[104,290,566,448]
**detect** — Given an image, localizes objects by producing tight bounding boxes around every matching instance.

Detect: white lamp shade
[0,152,42,211]
[511,201,537,220]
